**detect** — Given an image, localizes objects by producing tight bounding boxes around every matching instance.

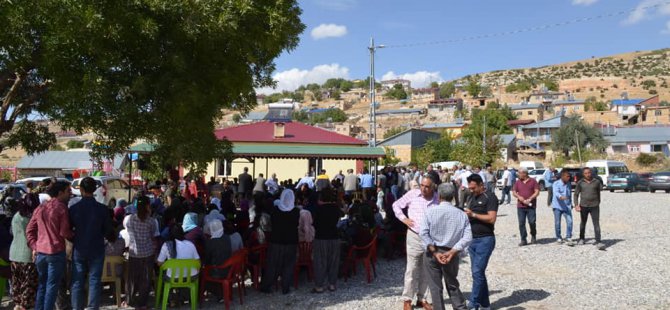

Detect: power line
[383,1,670,49]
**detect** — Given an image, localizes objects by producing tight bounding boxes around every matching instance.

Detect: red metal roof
[215,121,368,145]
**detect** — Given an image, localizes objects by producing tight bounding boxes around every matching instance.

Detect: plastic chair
[246,244,268,290]
[0,258,8,298]
[343,236,377,283]
[100,256,124,307]
[293,241,314,289]
[200,249,247,310]
[155,259,201,310]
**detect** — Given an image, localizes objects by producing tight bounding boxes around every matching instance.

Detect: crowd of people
[0,161,605,310]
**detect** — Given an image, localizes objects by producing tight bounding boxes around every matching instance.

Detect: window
[527,111,533,115]
[217,159,233,176]
[653,145,663,152]
[516,111,522,116]
[107,180,121,189]
[629,145,639,153]
[655,110,662,116]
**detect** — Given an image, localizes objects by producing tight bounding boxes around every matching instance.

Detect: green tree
[430,81,440,88]
[332,90,342,100]
[543,79,559,91]
[292,110,309,123]
[314,108,347,123]
[381,147,400,166]
[340,80,354,92]
[422,131,455,162]
[384,84,408,100]
[552,116,608,157]
[584,96,608,112]
[383,127,405,139]
[439,82,456,99]
[66,140,85,149]
[466,77,483,97]
[0,1,304,172]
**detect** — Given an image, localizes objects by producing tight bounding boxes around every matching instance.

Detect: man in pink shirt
[26,181,73,310]
[393,177,439,310]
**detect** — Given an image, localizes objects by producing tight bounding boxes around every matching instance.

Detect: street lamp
[368,37,385,147]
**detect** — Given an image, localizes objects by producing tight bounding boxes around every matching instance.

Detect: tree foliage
[381,147,400,166]
[66,140,85,149]
[0,1,304,170]
[552,116,608,157]
[383,127,405,139]
[293,108,347,125]
[384,84,408,100]
[584,96,608,112]
[466,77,483,97]
[439,82,456,99]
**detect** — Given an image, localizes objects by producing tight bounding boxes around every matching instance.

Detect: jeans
[71,255,105,310]
[501,186,512,204]
[579,207,601,242]
[391,185,399,200]
[468,236,495,309]
[553,208,573,240]
[36,252,67,310]
[517,208,537,242]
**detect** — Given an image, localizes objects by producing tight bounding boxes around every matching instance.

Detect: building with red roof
[207,121,384,181]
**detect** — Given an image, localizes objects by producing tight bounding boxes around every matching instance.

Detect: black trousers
[517,208,537,241]
[579,207,601,242]
[424,249,467,310]
[261,243,297,292]
[546,187,553,207]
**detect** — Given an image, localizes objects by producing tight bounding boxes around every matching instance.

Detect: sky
[258,0,670,94]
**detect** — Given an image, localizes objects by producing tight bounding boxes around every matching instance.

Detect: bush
[636,153,658,166]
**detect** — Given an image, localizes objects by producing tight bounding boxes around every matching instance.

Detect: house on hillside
[552,99,586,117]
[381,79,411,91]
[375,108,426,119]
[509,103,544,122]
[611,95,659,124]
[604,126,670,156]
[508,119,536,140]
[421,122,468,137]
[527,91,564,105]
[517,116,568,148]
[411,87,439,100]
[377,129,440,163]
[639,106,670,125]
[428,98,463,114]
[581,111,621,126]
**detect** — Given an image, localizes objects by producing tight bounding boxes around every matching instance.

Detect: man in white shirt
[500,167,513,205]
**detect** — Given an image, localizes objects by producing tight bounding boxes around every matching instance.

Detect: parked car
[585,160,629,188]
[649,172,670,193]
[520,161,544,170]
[560,167,603,188]
[16,177,71,189]
[607,173,651,192]
[528,169,547,191]
[71,176,136,207]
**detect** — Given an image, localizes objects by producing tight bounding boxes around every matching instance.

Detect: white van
[520,161,544,170]
[585,160,629,186]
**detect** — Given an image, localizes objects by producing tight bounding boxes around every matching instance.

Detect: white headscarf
[277,189,295,212]
[204,220,224,239]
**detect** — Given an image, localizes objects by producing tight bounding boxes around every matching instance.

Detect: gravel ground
[3,191,669,310]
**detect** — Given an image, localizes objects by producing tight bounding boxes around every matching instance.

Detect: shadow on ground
[489,289,551,309]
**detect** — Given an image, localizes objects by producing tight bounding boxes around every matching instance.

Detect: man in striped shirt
[393,177,440,310]
[420,183,472,310]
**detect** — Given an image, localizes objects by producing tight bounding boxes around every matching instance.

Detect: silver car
[71,176,136,207]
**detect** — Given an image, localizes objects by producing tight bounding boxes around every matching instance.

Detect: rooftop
[519,116,566,130]
[605,126,670,144]
[422,123,466,129]
[611,99,645,106]
[375,108,424,115]
[509,103,542,110]
[215,121,367,145]
[553,99,586,105]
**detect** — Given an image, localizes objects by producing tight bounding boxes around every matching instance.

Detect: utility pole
[482,115,487,155]
[368,37,385,147]
[575,131,582,165]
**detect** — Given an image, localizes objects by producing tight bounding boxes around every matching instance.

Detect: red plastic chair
[200,249,247,310]
[343,236,377,283]
[293,241,314,289]
[246,244,268,290]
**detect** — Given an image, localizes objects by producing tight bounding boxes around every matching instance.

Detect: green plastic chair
[0,258,8,299]
[155,259,201,310]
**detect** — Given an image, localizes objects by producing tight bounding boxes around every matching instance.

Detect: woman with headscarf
[182,212,204,252]
[203,205,225,225]
[9,193,40,310]
[203,220,232,302]
[259,189,300,295]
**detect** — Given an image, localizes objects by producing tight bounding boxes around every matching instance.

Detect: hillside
[454,48,670,103]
